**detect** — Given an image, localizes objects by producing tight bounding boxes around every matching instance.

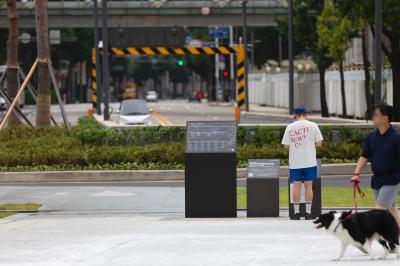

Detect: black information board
[248,159,280,178]
[186,121,237,154]
[185,121,237,218]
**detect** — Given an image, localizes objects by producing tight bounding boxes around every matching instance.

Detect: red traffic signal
[223,71,229,77]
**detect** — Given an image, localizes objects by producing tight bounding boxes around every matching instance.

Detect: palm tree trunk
[34,0,51,126]
[6,0,20,126]
[339,60,347,117]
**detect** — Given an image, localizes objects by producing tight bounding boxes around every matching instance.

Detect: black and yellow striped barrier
[91,46,246,110]
[109,46,239,56]
[236,47,245,109]
[90,48,97,109]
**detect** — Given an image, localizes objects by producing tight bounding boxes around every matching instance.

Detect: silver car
[119,99,152,125]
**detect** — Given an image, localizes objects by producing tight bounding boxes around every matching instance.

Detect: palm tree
[6,0,20,125]
[34,0,51,126]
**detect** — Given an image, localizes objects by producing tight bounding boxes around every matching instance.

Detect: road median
[0,163,371,183]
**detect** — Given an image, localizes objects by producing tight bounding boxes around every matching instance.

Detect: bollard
[87,107,94,117]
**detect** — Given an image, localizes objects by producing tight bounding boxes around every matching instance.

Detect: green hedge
[0,118,374,171]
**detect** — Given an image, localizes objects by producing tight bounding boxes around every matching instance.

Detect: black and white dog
[314,210,399,260]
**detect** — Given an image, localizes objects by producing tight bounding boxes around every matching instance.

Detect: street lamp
[241,0,249,112]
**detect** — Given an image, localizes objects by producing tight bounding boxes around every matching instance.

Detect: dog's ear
[340,210,352,220]
[328,211,337,214]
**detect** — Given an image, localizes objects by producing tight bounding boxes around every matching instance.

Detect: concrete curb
[0,163,371,183]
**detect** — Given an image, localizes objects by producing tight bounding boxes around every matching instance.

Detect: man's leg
[375,184,400,227]
[293,181,302,215]
[304,166,317,218]
[304,180,313,214]
[390,207,400,228]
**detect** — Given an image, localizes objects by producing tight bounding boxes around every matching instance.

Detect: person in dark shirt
[351,104,400,226]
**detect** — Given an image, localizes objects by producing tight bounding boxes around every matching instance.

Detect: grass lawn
[0,203,41,219]
[237,188,400,209]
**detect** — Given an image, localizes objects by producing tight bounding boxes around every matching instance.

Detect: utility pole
[102,0,110,120]
[93,0,102,115]
[242,0,249,112]
[374,0,382,104]
[288,0,294,114]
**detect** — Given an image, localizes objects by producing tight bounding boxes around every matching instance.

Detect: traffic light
[223,71,229,77]
[177,60,184,66]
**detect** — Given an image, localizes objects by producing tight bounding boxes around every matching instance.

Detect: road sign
[50,30,61,45]
[19,32,31,44]
[208,28,229,39]
[109,27,187,48]
[185,121,237,153]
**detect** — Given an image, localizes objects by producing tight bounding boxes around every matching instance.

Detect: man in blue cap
[282,106,323,220]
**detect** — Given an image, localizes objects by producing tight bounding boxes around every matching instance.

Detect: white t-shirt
[281,120,323,169]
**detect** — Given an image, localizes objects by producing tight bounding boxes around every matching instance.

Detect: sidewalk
[242,104,366,124]
[0,212,393,266]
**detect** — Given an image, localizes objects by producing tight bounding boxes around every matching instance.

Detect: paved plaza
[0,183,396,266]
[0,212,396,266]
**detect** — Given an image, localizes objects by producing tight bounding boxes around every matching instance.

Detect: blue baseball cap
[294,106,307,114]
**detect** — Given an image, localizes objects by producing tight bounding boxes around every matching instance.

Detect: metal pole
[278,35,282,67]
[251,31,254,69]
[94,0,102,115]
[229,26,234,101]
[215,27,220,102]
[0,59,38,129]
[374,0,382,104]
[102,0,110,120]
[18,69,57,125]
[49,63,70,129]
[242,0,249,112]
[288,0,294,114]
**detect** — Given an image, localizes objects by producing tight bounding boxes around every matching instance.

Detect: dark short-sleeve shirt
[362,126,400,189]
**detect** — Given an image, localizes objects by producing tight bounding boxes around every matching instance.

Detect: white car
[119,99,152,125]
[145,91,158,102]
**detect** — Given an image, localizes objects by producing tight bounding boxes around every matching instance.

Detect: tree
[336,0,400,120]
[317,0,354,116]
[292,0,334,117]
[6,0,20,125]
[334,0,373,117]
[34,0,51,126]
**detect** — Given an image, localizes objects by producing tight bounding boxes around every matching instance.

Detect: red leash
[351,179,365,214]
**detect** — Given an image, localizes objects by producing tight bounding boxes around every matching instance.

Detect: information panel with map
[185,121,237,153]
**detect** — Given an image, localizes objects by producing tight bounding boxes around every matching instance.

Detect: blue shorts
[289,166,317,182]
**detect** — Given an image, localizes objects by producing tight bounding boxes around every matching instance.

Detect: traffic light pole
[102,0,110,120]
